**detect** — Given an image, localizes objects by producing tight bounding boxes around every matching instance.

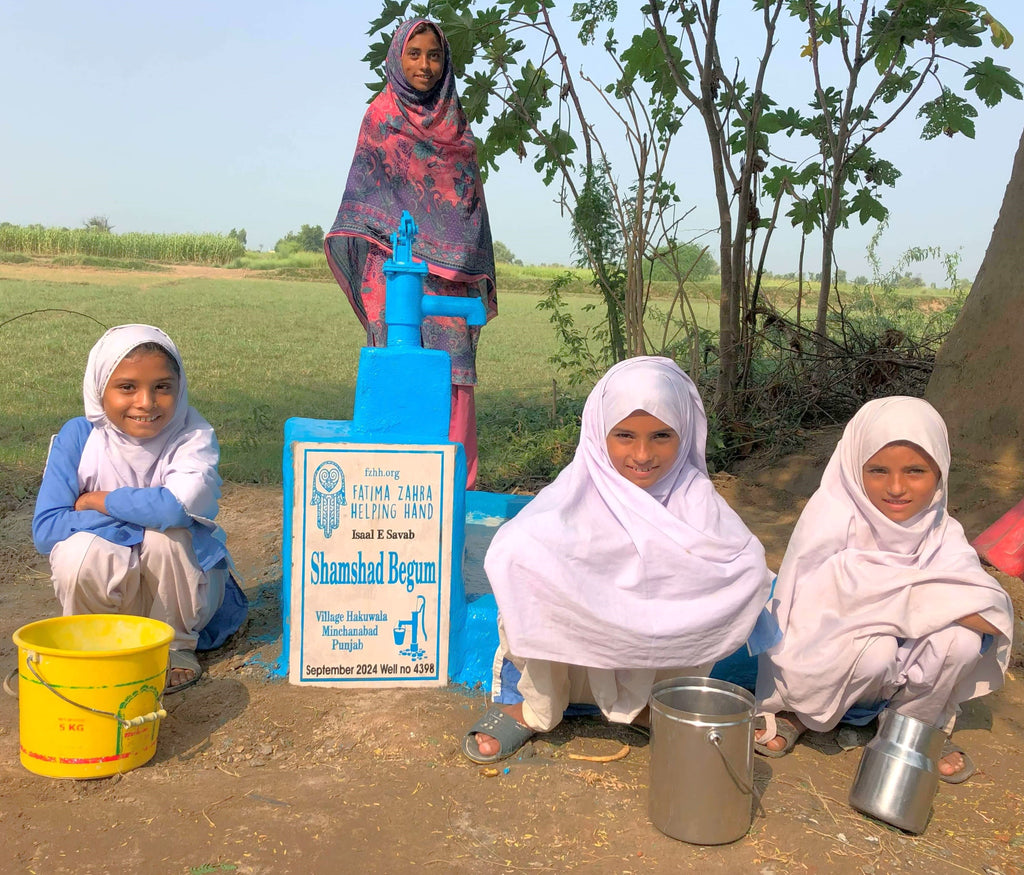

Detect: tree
[228,228,248,248]
[645,0,1019,399]
[493,240,522,264]
[275,224,325,254]
[83,215,113,233]
[368,1,1019,417]
[367,2,718,372]
[760,1,1022,356]
[646,241,718,282]
[296,224,325,252]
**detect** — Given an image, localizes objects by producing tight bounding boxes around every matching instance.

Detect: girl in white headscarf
[462,356,772,763]
[755,397,1013,783]
[32,325,247,693]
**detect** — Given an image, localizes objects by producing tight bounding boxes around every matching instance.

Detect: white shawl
[485,356,772,669]
[78,324,221,520]
[757,396,1014,730]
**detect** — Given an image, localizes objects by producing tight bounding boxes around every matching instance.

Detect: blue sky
[4,2,1023,285]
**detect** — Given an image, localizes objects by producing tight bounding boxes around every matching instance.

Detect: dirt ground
[1,428,1023,875]
[2,262,1024,873]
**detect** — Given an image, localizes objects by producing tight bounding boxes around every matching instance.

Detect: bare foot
[472,702,527,758]
[938,748,966,778]
[755,713,806,752]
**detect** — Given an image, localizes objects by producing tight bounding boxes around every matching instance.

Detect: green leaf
[460,70,496,125]
[759,107,804,135]
[440,7,488,73]
[809,3,848,45]
[621,28,687,98]
[917,89,978,139]
[964,57,1024,108]
[786,198,821,236]
[534,123,577,185]
[360,30,392,75]
[868,11,909,76]
[761,165,799,200]
[512,0,545,17]
[367,0,410,37]
[876,68,918,104]
[571,0,618,45]
[857,154,901,188]
[850,187,888,225]
[728,117,768,155]
[509,60,554,122]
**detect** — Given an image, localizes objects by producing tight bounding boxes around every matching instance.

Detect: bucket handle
[707,730,767,819]
[706,729,755,796]
[24,651,166,729]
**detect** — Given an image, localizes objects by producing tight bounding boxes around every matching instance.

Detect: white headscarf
[78,324,221,520]
[757,396,1014,729]
[485,356,772,669]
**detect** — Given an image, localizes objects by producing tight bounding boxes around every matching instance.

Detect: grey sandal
[754,713,804,758]
[462,705,535,764]
[165,649,203,695]
[939,738,976,784]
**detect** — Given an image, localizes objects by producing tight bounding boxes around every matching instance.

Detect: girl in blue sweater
[32,324,246,693]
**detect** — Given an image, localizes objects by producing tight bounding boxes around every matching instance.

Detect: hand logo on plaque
[310,460,347,538]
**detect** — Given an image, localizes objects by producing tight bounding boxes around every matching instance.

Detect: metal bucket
[848,708,944,834]
[649,676,755,845]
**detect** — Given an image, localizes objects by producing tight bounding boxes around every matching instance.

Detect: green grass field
[0,270,613,496]
[0,256,957,500]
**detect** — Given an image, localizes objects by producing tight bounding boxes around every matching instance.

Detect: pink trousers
[449,384,478,490]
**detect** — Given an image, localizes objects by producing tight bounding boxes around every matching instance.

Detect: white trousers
[49,529,227,650]
[494,618,713,732]
[845,625,985,734]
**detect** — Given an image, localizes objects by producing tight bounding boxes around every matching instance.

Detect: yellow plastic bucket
[13,614,174,779]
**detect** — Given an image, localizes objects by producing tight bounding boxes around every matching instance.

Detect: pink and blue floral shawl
[325,19,496,384]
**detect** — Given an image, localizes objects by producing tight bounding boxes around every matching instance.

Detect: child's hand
[75,491,110,514]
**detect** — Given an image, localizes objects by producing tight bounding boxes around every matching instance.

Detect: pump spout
[421,293,486,326]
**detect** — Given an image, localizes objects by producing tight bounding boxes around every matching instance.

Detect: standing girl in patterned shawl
[755,397,1013,783]
[325,18,496,488]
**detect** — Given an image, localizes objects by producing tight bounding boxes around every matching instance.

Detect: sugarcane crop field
[0,257,1022,874]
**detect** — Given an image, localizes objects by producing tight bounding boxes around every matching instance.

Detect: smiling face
[605,410,681,490]
[861,440,940,523]
[101,348,179,439]
[401,27,444,92]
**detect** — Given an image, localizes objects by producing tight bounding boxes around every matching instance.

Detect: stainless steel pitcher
[848,708,945,834]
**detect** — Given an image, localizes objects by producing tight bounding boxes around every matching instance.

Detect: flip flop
[754,713,804,758]
[165,649,203,695]
[939,738,976,784]
[462,705,535,764]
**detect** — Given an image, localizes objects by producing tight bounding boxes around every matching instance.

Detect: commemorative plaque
[288,442,455,687]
